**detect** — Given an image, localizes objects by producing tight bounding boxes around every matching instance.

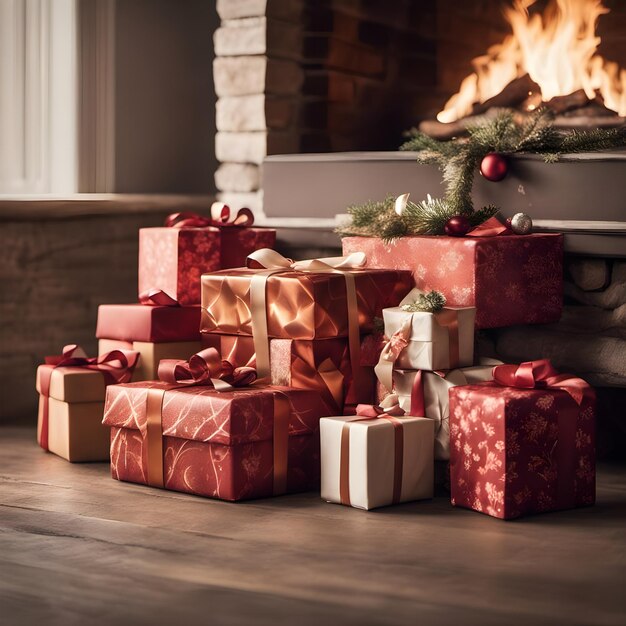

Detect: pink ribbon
[165,203,254,230]
[467,216,510,237]
[38,345,139,451]
[157,347,257,388]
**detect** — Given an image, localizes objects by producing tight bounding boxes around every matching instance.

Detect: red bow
[157,347,257,388]
[165,203,254,230]
[45,344,139,380]
[492,359,590,405]
[355,396,406,419]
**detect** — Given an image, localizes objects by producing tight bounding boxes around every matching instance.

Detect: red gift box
[96,304,201,343]
[449,360,595,520]
[103,378,331,501]
[201,333,377,413]
[139,215,276,305]
[342,233,563,329]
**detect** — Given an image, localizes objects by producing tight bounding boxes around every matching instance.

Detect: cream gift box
[383,362,500,461]
[320,403,434,510]
[36,367,110,462]
[381,304,476,371]
[98,339,201,381]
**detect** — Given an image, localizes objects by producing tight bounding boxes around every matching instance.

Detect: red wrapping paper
[139,226,276,305]
[342,234,563,329]
[449,382,595,519]
[103,381,330,501]
[201,333,377,413]
[96,304,201,343]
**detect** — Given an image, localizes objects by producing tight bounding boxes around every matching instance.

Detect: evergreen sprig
[338,108,626,240]
[401,290,447,313]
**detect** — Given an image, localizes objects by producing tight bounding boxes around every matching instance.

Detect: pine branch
[402,196,456,235]
[401,290,447,313]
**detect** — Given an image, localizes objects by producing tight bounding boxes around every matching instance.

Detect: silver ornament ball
[510,212,533,235]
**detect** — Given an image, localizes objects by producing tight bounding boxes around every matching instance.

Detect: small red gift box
[342,233,563,329]
[102,348,331,501]
[139,208,276,305]
[96,304,201,343]
[449,360,595,520]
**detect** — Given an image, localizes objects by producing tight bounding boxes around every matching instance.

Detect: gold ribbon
[247,248,367,401]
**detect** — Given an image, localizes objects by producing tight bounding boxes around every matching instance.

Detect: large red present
[342,233,563,328]
[449,360,595,520]
[201,333,377,413]
[139,208,276,305]
[96,303,201,343]
[102,348,331,501]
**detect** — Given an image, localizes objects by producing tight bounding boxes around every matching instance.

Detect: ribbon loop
[158,347,257,389]
[164,203,254,230]
[492,359,588,405]
[139,289,180,307]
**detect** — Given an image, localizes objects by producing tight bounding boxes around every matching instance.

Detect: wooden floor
[1,427,625,626]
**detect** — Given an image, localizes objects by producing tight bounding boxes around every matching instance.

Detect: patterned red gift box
[342,233,563,329]
[103,381,331,501]
[139,212,276,305]
[449,361,595,520]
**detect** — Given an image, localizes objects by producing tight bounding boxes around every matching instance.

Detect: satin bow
[158,347,257,388]
[246,248,366,271]
[492,359,590,406]
[45,344,139,381]
[355,394,406,418]
[165,202,254,229]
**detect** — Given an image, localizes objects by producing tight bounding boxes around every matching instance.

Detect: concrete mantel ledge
[0,194,216,221]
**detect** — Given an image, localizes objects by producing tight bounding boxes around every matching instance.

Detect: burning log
[472,75,540,115]
[546,89,591,114]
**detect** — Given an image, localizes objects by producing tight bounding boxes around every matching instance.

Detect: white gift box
[320,414,434,510]
[382,305,476,371]
[382,363,499,461]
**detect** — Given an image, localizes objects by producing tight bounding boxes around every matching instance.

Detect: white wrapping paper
[382,362,500,461]
[320,415,434,510]
[382,305,476,370]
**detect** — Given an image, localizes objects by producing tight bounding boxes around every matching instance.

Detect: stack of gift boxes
[35,208,596,520]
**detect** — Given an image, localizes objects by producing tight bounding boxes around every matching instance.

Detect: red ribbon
[492,359,590,406]
[340,398,406,506]
[467,216,510,237]
[138,289,180,307]
[157,347,257,388]
[165,203,254,230]
[38,345,139,451]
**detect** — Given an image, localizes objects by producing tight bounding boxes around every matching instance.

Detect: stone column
[213,0,303,216]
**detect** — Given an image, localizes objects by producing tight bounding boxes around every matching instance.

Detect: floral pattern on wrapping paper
[449,382,595,519]
[139,228,221,305]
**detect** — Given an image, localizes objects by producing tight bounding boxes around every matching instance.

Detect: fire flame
[437,0,626,123]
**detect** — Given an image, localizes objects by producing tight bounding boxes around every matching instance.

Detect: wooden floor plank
[1,426,625,625]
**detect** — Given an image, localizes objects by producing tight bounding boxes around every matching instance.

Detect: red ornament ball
[480,153,508,182]
[444,215,471,237]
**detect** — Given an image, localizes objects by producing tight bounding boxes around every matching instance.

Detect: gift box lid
[382,306,476,342]
[96,304,201,343]
[36,365,107,403]
[103,382,330,446]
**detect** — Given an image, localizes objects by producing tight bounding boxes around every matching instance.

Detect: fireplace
[212,0,626,457]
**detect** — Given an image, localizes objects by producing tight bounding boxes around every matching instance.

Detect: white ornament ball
[510,212,533,235]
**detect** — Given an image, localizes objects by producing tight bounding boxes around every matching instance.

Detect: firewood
[546,89,590,114]
[472,74,540,115]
